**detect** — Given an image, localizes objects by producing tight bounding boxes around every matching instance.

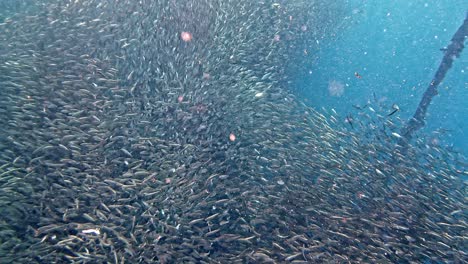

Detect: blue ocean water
[295,0,467,156]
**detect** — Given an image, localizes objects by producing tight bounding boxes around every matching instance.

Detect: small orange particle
[229,133,236,142]
[181,31,192,42]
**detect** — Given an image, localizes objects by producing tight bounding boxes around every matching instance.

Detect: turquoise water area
[295,0,467,156]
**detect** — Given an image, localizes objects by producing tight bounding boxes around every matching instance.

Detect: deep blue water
[295,0,467,156]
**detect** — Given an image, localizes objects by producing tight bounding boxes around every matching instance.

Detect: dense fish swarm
[0,0,466,263]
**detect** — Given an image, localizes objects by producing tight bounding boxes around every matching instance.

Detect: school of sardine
[0,0,466,263]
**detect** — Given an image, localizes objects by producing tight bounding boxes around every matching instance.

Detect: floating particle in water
[301,25,307,31]
[429,137,440,146]
[328,80,345,97]
[229,133,236,142]
[181,31,192,42]
[177,95,184,103]
[203,72,211,79]
[273,34,280,42]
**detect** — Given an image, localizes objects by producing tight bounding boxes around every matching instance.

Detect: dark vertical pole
[399,12,467,144]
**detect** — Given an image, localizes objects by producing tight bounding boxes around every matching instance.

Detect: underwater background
[0,0,466,263]
[294,0,467,156]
